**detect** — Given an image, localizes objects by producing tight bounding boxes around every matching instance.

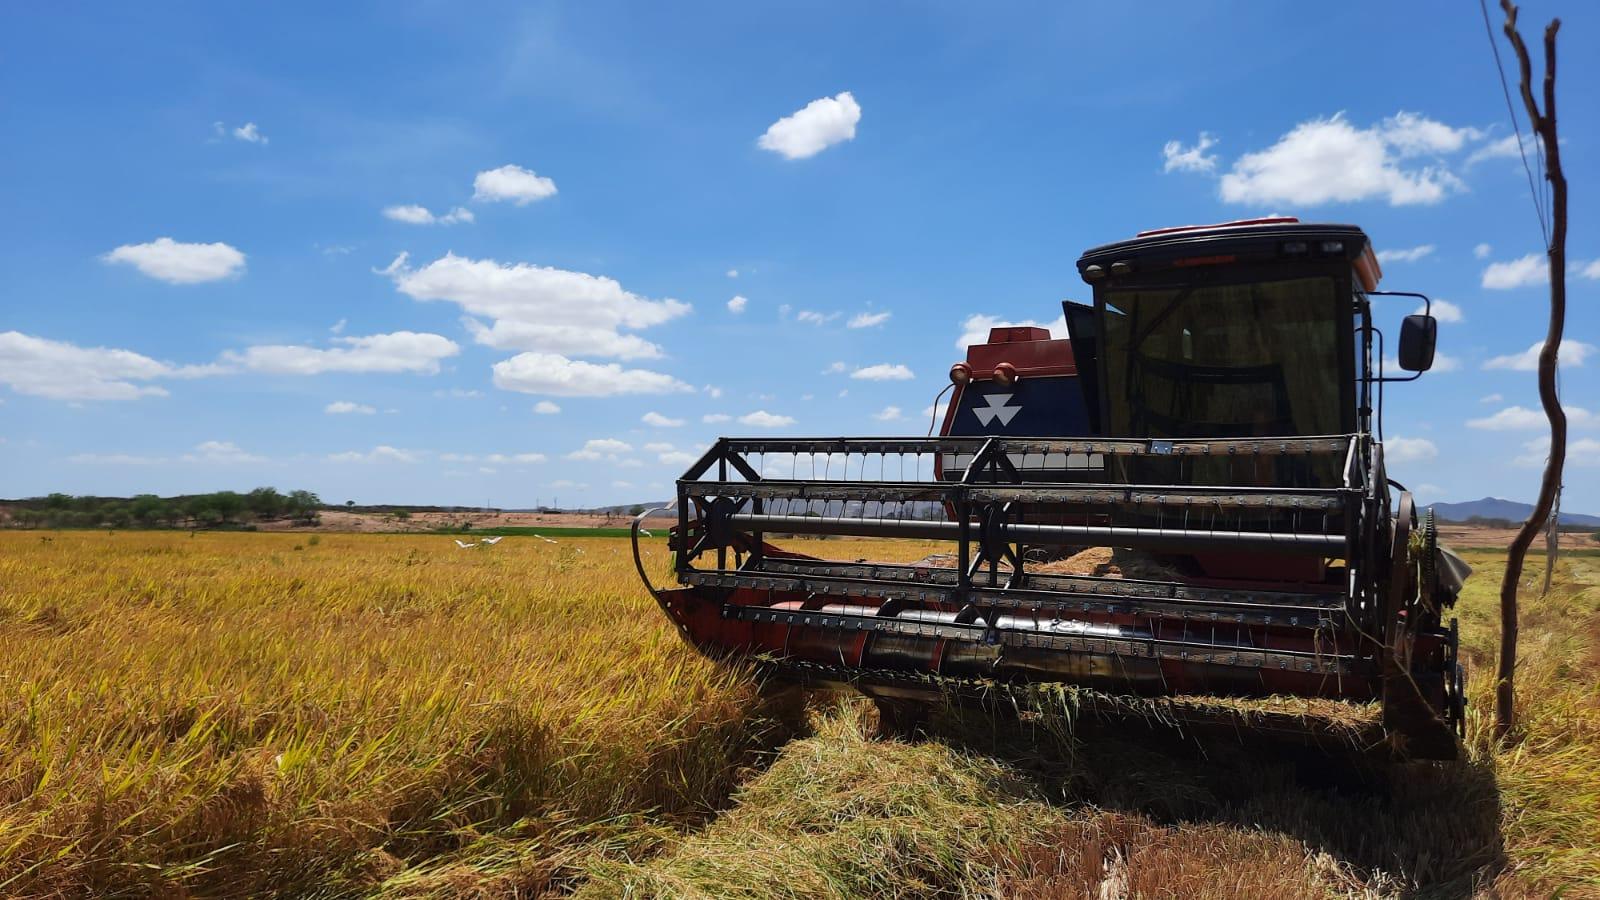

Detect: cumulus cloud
[325,401,376,415]
[852,363,914,381]
[1577,259,1600,280]
[848,311,891,329]
[103,237,246,284]
[484,452,546,464]
[232,122,267,144]
[183,440,267,464]
[1481,253,1546,289]
[1474,243,1493,259]
[643,442,675,453]
[726,269,739,279]
[384,252,689,360]
[1516,435,1600,468]
[642,411,684,427]
[492,352,692,397]
[1481,393,1503,404]
[1217,112,1473,207]
[1465,133,1524,166]
[567,438,632,461]
[328,445,420,464]
[383,205,474,226]
[223,332,459,375]
[956,313,1067,350]
[739,410,796,427]
[1469,404,1596,430]
[796,310,840,326]
[758,91,861,159]
[1383,436,1438,463]
[727,295,748,314]
[658,450,697,466]
[1483,340,1594,371]
[534,400,561,414]
[823,361,849,374]
[1377,244,1435,264]
[1420,299,1463,323]
[1162,133,1218,173]
[872,405,903,421]
[472,164,558,205]
[0,331,206,401]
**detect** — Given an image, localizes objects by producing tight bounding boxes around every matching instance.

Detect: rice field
[1,530,1596,897]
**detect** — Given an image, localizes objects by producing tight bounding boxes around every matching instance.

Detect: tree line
[3,488,322,530]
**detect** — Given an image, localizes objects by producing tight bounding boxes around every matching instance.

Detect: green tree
[247,487,286,520]
[212,491,245,524]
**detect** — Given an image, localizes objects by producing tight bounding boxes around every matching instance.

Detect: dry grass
[0,531,801,896]
[2,531,1596,897]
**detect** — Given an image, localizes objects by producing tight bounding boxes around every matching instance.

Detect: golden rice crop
[0,530,797,897]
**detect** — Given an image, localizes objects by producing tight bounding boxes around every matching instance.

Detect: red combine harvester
[633,219,1470,758]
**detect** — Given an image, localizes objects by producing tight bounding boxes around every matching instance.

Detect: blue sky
[2,2,1596,511]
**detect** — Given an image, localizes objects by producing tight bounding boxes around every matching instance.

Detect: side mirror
[1398,314,1437,372]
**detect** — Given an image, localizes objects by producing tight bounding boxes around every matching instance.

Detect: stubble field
[1,530,1596,897]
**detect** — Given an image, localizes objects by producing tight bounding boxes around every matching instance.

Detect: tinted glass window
[1101,276,1341,438]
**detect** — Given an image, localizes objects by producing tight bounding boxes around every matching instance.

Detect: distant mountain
[1428,497,1600,528]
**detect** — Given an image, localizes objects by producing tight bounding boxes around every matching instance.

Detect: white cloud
[1377,244,1435,264]
[0,331,211,401]
[1383,436,1438,463]
[702,413,732,423]
[103,237,246,284]
[848,311,891,329]
[183,440,267,464]
[658,450,696,466]
[823,361,848,374]
[1578,259,1600,281]
[851,363,914,381]
[796,310,840,326]
[726,269,739,279]
[534,400,561,414]
[484,452,546,465]
[232,122,267,144]
[739,410,796,428]
[492,353,692,397]
[223,332,459,375]
[330,318,348,334]
[642,411,684,427]
[704,385,724,399]
[1481,393,1503,404]
[1382,351,1460,374]
[325,401,376,415]
[1466,133,1523,166]
[1218,112,1471,207]
[727,295,748,314]
[758,91,861,160]
[1420,299,1463,323]
[872,405,903,421]
[383,205,474,226]
[434,388,482,398]
[956,313,1067,350]
[1474,243,1493,259]
[1515,436,1600,468]
[643,442,675,453]
[1481,253,1546,289]
[567,438,632,461]
[328,445,420,464]
[1483,340,1594,371]
[472,164,558,205]
[1469,404,1596,430]
[384,252,689,360]
[1162,133,1218,173]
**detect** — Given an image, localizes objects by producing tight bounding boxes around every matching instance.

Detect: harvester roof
[1076,217,1384,291]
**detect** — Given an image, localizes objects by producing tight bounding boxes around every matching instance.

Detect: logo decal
[972,393,1021,427]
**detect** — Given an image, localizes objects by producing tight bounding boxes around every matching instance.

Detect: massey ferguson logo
[972,393,1021,427]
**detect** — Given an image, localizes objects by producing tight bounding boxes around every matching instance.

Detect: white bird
[481,536,504,545]
[454,539,478,549]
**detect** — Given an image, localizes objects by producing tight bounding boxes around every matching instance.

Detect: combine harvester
[634,218,1469,758]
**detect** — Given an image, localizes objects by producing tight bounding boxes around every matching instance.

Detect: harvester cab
[635,217,1468,759]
